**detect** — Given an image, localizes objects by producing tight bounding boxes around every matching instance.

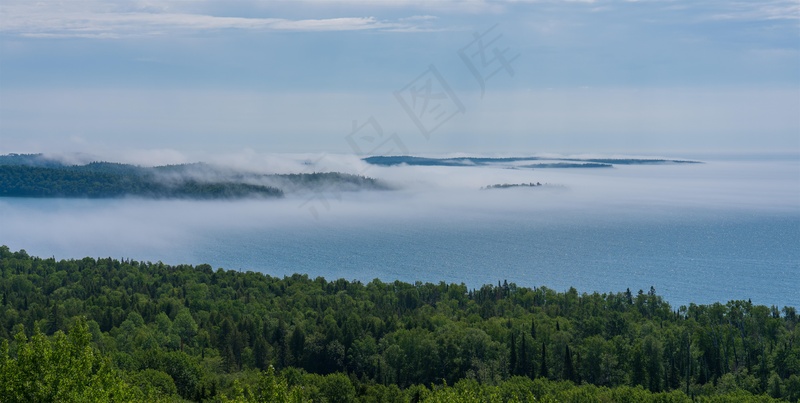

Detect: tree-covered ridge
[0,246,797,402]
[483,182,544,190]
[0,153,66,168]
[0,165,284,199]
[0,153,387,199]
[519,163,612,169]
[363,155,702,168]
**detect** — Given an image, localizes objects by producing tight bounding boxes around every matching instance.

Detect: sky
[0,0,798,158]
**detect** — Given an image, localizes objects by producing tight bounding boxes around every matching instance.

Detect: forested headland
[0,246,797,402]
[0,154,386,199]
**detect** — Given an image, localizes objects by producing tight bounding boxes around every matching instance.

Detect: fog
[2,0,798,312]
[2,152,797,255]
[2,152,799,306]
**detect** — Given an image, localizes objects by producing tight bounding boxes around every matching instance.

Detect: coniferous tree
[520,333,529,377]
[289,326,306,366]
[47,304,63,335]
[509,332,517,375]
[273,319,287,369]
[254,337,269,370]
[564,345,575,382]
[0,247,794,401]
[540,342,548,379]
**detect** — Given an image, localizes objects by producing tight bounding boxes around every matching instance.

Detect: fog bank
[2,153,797,255]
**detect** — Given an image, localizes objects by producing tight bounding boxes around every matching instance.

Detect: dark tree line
[0,154,390,200]
[0,246,797,402]
[0,165,284,199]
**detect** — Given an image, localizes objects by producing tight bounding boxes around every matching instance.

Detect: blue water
[186,210,799,309]
[2,157,799,310]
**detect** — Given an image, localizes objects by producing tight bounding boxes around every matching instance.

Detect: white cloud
[3,0,796,39]
[706,1,800,21]
[287,0,503,13]
[398,15,439,21]
[0,1,432,38]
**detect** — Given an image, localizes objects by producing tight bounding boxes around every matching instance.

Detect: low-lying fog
[1,152,798,308]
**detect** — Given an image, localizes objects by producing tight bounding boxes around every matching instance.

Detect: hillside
[0,154,387,200]
[0,247,796,402]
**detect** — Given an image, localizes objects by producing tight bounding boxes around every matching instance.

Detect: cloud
[1,155,797,309]
[34,148,191,167]
[0,1,434,38]
[398,15,439,22]
[1,156,797,262]
[502,0,800,22]
[705,1,800,21]
[4,0,796,40]
[286,0,504,13]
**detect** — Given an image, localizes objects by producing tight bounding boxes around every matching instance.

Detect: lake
[1,155,798,309]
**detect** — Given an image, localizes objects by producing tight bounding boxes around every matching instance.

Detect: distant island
[519,162,612,169]
[0,153,387,199]
[483,182,544,189]
[363,155,702,168]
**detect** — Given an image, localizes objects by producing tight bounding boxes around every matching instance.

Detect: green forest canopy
[0,153,386,199]
[0,246,797,402]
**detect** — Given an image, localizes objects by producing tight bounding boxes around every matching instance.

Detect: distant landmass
[519,162,612,169]
[483,182,543,189]
[0,153,703,199]
[363,155,701,168]
[0,154,387,199]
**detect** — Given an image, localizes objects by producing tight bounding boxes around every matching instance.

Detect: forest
[483,183,544,190]
[0,165,284,199]
[0,154,386,199]
[0,246,797,402]
[362,155,700,168]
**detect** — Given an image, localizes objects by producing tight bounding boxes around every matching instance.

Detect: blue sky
[0,0,798,157]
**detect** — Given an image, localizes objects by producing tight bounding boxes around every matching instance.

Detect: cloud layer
[0,1,440,38]
[2,0,797,39]
[1,154,797,308]
[1,0,797,155]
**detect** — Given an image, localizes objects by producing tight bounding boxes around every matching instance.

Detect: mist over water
[1,154,798,308]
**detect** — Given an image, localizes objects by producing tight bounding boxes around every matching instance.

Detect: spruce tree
[564,345,575,382]
[510,332,517,375]
[540,342,548,379]
[520,333,529,377]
